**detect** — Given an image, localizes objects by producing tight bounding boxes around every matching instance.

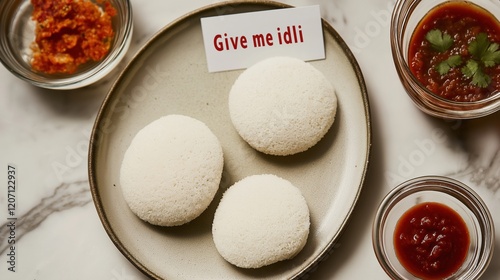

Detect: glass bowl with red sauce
[0,0,133,90]
[373,176,494,280]
[391,0,500,119]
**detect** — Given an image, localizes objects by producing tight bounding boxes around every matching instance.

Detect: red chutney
[30,0,116,74]
[409,2,500,102]
[394,202,470,280]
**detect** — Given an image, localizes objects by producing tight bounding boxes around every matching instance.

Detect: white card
[201,5,325,72]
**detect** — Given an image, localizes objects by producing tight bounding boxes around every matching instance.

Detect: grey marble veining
[458,117,500,198]
[0,180,90,255]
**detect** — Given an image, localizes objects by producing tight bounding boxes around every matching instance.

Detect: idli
[120,114,223,226]
[228,56,337,156]
[212,174,310,268]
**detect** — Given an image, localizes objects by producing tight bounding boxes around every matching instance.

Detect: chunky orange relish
[30,0,116,74]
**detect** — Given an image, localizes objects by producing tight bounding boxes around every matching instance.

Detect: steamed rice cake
[228,56,337,156]
[120,114,224,226]
[212,174,310,268]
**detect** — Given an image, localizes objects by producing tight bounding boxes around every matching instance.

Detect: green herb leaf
[426,29,453,52]
[461,59,491,88]
[472,68,491,88]
[463,33,499,87]
[462,59,478,78]
[482,42,500,67]
[469,33,490,59]
[436,55,463,75]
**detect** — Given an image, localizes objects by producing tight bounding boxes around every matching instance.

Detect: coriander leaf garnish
[461,33,500,88]
[425,30,498,88]
[461,59,479,78]
[482,42,500,67]
[426,29,454,52]
[461,59,491,88]
[468,33,490,60]
[436,55,462,75]
[472,68,491,88]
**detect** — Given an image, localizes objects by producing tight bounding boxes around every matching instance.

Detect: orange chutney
[30,0,116,74]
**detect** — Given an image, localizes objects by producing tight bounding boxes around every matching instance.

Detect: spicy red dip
[394,202,470,279]
[409,1,500,102]
[30,0,116,74]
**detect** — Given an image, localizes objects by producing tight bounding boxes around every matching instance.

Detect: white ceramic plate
[89,1,371,279]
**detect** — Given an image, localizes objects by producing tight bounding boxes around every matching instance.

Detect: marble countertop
[1,0,499,279]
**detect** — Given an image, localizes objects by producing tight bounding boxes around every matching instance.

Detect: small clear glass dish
[0,0,133,90]
[373,176,494,279]
[391,0,500,119]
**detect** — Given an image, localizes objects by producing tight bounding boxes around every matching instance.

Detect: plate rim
[88,1,372,279]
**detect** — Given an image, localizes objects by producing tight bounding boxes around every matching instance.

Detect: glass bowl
[373,176,494,279]
[391,0,500,119]
[0,0,133,90]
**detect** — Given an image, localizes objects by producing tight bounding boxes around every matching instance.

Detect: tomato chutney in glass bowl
[0,0,133,90]
[391,0,500,118]
[373,176,494,280]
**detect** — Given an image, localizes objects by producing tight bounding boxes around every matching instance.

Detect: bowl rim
[372,175,495,280]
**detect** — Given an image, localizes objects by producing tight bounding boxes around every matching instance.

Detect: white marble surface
[0,0,499,279]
